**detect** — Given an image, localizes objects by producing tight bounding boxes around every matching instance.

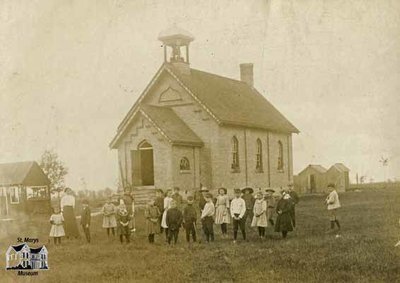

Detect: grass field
[1,188,400,282]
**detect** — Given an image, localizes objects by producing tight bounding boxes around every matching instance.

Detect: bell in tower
[158,25,194,74]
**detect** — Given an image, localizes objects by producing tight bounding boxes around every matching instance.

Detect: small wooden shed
[326,163,350,192]
[0,161,51,218]
[294,165,327,193]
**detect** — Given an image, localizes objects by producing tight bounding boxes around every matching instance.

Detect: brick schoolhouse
[110,27,299,195]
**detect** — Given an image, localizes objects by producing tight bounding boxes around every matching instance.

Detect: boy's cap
[327,183,335,188]
[234,188,241,194]
[187,196,194,201]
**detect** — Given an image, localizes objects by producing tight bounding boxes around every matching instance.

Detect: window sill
[255,169,264,174]
[230,168,241,173]
[277,169,285,173]
[180,170,191,174]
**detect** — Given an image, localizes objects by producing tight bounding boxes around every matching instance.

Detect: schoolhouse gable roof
[110,63,299,148]
[170,65,299,134]
[140,105,203,146]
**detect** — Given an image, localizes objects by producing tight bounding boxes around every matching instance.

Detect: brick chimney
[240,63,254,86]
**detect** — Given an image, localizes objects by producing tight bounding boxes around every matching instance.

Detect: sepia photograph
[0,0,399,282]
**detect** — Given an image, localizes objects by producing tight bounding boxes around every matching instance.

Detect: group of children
[49,191,136,245]
[145,184,301,245]
[49,183,342,246]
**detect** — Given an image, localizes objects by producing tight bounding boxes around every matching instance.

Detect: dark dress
[166,208,183,244]
[81,206,91,243]
[274,198,293,233]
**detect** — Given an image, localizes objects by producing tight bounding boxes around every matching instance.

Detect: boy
[117,201,131,244]
[326,183,341,233]
[201,193,215,243]
[80,199,91,243]
[265,189,276,226]
[183,195,197,244]
[166,200,183,245]
[172,187,183,210]
[230,189,246,243]
[241,187,255,228]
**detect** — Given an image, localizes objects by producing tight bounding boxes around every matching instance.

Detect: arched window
[277,141,284,171]
[231,136,240,171]
[180,157,190,171]
[256,139,263,172]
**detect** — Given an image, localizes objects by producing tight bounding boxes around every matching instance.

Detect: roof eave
[220,120,299,134]
[172,141,203,147]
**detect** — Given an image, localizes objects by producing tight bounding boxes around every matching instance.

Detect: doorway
[309,174,316,193]
[138,141,154,186]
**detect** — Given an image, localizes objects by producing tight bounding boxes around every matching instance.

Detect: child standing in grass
[230,189,247,243]
[145,200,161,244]
[166,200,183,245]
[201,193,215,243]
[214,188,230,238]
[161,189,173,241]
[183,195,197,244]
[326,183,341,233]
[80,199,91,243]
[251,192,268,239]
[102,197,117,238]
[275,192,293,239]
[117,201,131,244]
[49,207,65,246]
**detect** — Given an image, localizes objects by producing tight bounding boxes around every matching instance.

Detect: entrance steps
[132,186,156,208]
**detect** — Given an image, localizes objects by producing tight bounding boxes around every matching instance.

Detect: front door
[139,141,154,186]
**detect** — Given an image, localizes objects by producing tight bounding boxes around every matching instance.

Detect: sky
[0,0,399,190]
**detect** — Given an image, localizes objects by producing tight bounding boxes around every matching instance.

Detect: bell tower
[158,25,194,74]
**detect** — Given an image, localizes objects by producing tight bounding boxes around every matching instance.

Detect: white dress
[214,195,231,224]
[49,213,65,237]
[161,197,173,228]
[251,199,268,227]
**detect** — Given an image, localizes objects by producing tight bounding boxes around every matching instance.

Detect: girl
[214,187,230,237]
[49,207,65,246]
[145,200,161,243]
[251,192,268,238]
[102,197,117,238]
[117,201,131,244]
[274,192,294,239]
[326,183,341,233]
[161,189,173,241]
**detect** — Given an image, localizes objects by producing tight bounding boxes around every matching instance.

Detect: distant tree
[104,187,113,197]
[39,150,68,191]
[77,190,87,199]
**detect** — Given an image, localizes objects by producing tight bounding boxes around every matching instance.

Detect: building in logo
[5,243,48,270]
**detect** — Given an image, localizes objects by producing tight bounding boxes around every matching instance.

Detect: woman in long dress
[214,188,230,237]
[251,192,268,238]
[161,190,173,241]
[60,188,80,239]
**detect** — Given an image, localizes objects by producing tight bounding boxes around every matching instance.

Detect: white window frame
[9,187,20,204]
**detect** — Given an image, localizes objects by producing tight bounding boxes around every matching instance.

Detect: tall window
[277,141,284,171]
[256,139,263,172]
[231,136,240,171]
[180,157,190,171]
